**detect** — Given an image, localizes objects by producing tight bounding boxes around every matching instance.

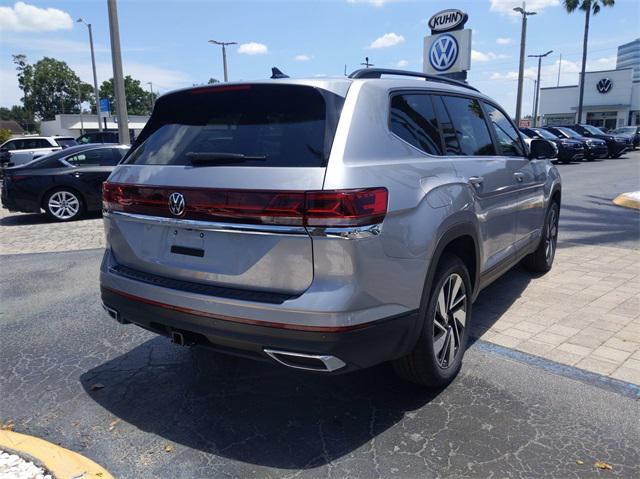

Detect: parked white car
[0,136,77,167]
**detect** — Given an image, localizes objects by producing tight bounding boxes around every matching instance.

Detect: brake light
[103,183,387,227]
[9,175,28,181]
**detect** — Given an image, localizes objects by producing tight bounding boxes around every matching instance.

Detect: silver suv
[100,69,561,388]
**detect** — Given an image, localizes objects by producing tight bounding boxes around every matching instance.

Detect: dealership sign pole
[423,9,471,82]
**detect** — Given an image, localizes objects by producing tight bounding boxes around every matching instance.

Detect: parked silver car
[100,69,561,388]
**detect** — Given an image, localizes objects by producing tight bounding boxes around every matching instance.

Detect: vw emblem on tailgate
[596,78,613,94]
[168,192,186,216]
[429,34,459,72]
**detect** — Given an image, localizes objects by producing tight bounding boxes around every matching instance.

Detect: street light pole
[107,0,130,144]
[528,50,553,127]
[209,40,237,82]
[77,18,102,131]
[513,3,537,126]
[146,81,154,112]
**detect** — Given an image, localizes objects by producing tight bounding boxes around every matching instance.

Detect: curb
[0,430,113,479]
[613,192,640,210]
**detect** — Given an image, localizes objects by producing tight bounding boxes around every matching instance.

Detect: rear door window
[65,148,114,167]
[439,96,495,156]
[389,94,443,155]
[483,103,525,157]
[126,84,344,167]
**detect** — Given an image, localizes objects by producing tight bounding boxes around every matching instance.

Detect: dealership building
[40,114,149,139]
[538,38,639,129]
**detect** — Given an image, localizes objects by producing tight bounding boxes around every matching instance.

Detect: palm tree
[563,0,615,123]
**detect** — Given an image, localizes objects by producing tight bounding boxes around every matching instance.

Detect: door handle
[468,176,484,187]
[71,172,82,178]
[513,172,525,183]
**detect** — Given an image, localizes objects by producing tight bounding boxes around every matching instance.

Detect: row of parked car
[520,123,638,164]
[1,137,129,221]
[0,131,121,168]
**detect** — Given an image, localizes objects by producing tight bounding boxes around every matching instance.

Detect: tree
[99,76,156,116]
[563,0,615,123]
[0,105,38,133]
[208,78,220,84]
[12,55,93,121]
[0,129,12,144]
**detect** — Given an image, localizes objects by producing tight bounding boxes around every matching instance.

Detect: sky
[0,0,638,116]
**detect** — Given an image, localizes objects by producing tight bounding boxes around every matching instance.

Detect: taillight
[103,183,388,227]
[305,188,387,226]
[9,175,28,181]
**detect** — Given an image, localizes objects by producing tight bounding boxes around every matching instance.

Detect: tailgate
[104,83,344,295]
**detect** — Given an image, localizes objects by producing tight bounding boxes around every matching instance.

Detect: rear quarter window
[126,84,344,167]
[389,93,443,155]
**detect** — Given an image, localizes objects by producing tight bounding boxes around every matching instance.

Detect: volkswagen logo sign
[168,192,186,216]
[429,34,459,72]
[596,78,613,94]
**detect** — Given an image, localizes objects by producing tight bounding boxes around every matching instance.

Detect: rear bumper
[101,286,420,372]
[1,186,40,213]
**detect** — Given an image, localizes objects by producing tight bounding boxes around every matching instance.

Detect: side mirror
[529,138,556,160]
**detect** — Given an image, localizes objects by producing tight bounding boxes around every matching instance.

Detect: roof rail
[348,68,479,92]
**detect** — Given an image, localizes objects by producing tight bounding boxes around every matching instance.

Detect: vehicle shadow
[0,211,102,226]
[80,340,439,469]
[467,264,533,345]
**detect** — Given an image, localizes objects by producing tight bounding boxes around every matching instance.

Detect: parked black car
[611,125,640,149]
[1,144,129,221]
[521,127,584,163]
[561,124,631,158]
[542,126,609,160]
[76,131,120,144]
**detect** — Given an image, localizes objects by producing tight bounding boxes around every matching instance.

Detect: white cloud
[237,42,268,55]
[294,54,312,62]
[0,68,22,107]
[489,0,560,16]
[346,0,400,6]
[369,32,405,49]
[395,59,409,68]
[496,37,512,45]
[0,2,73,32]
[472,50,510,62]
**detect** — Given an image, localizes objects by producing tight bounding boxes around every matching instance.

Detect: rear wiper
[186,152,267,165]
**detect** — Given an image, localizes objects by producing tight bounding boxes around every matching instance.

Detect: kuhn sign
[428,9,468,33]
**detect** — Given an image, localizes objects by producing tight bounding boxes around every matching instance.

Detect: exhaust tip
[102,303,129,324]
[171,331,185,346]
[264,349,346,372]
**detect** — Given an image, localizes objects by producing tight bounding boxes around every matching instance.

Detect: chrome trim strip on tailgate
[105,211,383,239]
[104,211,308,235]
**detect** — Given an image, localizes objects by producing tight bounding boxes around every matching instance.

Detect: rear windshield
[125,84,344,167]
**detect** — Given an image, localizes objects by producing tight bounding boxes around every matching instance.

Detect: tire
[522,202,559,273]
[44,188,84,221]
[393,254,471,388]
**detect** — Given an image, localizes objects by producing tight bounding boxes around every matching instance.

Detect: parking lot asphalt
[1,151,639,478]
[1,250,639,478]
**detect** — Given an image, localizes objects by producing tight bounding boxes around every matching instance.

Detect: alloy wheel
[433,273,467,369]
[48,191,80,220]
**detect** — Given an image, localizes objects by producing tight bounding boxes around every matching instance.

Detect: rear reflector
[103,183,387,227]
